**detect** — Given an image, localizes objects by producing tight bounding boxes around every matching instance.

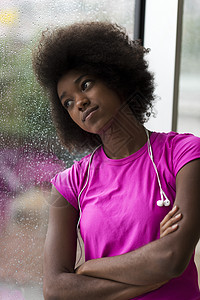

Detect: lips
[82,105,99,122]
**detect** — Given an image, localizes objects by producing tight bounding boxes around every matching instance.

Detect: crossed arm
[43,159,200,299]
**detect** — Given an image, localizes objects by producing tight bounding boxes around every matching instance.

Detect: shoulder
[153,131,200,145]
[51,152,92,187]
[153,131,200,175]
[49,154,91,211]
[50,146,102,204]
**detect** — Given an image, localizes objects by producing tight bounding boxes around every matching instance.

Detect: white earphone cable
[145,128,170,205]
[76,143,102,265]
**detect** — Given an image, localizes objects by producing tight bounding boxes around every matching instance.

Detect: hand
[160,206,182,238]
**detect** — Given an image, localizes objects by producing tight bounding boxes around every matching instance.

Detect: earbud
[163,199,170,206]
[157,200,164,207]
[157,199,171,207]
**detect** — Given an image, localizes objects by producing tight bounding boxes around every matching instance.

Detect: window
[177,0,200,282]
[177,0,200,137]
[143,0,200,284]
[0,0,135,298]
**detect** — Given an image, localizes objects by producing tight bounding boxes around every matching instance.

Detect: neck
[98,106,148,159]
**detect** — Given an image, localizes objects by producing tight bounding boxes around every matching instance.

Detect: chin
[82,116,114,135]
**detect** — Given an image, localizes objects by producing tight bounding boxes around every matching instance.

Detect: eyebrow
[60,92,67,102]
[74,73,88,84]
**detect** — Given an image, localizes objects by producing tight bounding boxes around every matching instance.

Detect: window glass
[0,0,135,298]
[177,0,200,137]
[177,0,200,284]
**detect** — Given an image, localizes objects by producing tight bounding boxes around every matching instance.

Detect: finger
[160,205,179,226]
[160,205,179,227]
[160,213,182,238]
[160,213,182,236]
[161,212,182,233]
[160,224,179,238]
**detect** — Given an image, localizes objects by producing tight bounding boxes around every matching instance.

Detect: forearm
[44,272,162,300]
[77,236,180,286]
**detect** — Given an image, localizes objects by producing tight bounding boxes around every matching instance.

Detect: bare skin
[43,70,200,299]
[160,205,182,238]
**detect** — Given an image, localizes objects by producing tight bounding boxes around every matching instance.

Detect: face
[57,69,124,134]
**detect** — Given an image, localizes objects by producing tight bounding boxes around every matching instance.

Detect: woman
[32,22,200,299]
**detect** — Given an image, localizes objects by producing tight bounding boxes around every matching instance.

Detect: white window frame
[143,0,184,133]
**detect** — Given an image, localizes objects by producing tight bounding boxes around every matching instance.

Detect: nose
[76,95,90,110]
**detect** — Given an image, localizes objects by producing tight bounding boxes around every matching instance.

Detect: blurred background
[0,1,134,299]
[0,0,199,299]
[177,0,200,136]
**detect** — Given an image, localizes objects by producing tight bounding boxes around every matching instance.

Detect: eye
[63,99,73,110]
[81,80,93,91]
